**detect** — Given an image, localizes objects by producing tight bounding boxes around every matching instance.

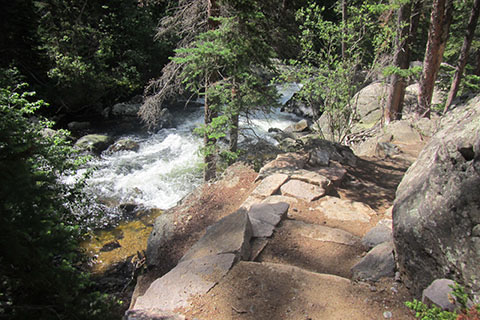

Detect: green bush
[0,78,117,319]
[406,284,480,320]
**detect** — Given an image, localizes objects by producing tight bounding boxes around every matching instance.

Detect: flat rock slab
[290,169,332,190]
[251,173,289,198]
[258,221,363,278]
[180,209,252,263]
[262,195,298,205]
[316,196,376,223]
[257,153,309,180]
[133,253,236,311]
[248,202,289,238]
[240,195,262,210]
[283,220,360,246]
[125,309,185,320]
[315,164,347,187]
[281,179,326,202]
[351,241,395,281]
[180,261,413,319]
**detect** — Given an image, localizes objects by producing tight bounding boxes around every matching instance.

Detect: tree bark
[203,0,220,182]
[229,112,239,154]
[444,0,480,113]
[385,1,413,124]
[417,0,453,118]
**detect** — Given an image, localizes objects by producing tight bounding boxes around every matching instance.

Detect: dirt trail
[130,143,424,320]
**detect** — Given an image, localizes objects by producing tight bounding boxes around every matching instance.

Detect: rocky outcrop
[351,241,395,281]
[132,203,289,316]
[393,96,480,296]
[131,144,409,318]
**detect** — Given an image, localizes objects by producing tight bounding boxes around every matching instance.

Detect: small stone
[422,279,457,312]
[395,272,401,282]
[383,311,393,318]
[100,240,121,252]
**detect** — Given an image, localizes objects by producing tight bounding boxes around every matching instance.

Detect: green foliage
[0,75,117,319]
[406,283,480,320]
[173,11,279,165]
[1,0,173,116]
[284,1,394,142]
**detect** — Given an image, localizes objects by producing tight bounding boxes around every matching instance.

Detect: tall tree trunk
[444,0,480,113]
[385,1,413,124]
[203,0,220,182]
[229,112,239,154]
[417,0,453,118]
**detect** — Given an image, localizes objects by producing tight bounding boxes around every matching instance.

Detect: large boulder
[393,96,480,296]
[74,134,113,154]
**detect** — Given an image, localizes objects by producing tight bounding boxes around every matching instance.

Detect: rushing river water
[83,83,302,213]
[79,83,302,271]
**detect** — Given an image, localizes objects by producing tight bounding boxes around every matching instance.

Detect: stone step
[256,220,363,279]
[179,261,413,320]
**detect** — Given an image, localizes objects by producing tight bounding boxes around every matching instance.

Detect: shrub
[0,77,117,319]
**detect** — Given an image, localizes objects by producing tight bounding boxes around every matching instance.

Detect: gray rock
[352,82,389,128]
[385,120,422,144]
[251,173,289,197]
[146,213,176,267]
[283,220,360,246]
[262,195,298,206]
[257,153,308,179]
[351,241,395,281]
[315,165,347,187]
[278,137,302,152]
[248,202,289,226]
[301,136,357,167]
[285,119,309,133]
[180,209,252,263]
[316,196,375,223]
[133,253,236,311]
[280,179,326,202]
[422,279,457,312]
[125,309,185,320]
[67,121,91,131]
[404,83,445,113]
[362,224,392,250]
[74,134,113,154]
[106,138,140,153]
[290,169,332,190]
[112,102,141,117]
[248,202,289,237]
[393,95,480,295]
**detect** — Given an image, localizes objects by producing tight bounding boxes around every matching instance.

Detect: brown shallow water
[81,209,163,274]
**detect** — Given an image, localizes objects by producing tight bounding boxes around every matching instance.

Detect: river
[78,83,302,272]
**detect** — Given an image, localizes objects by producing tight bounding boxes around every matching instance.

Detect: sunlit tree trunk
[204,0,220,181]
[444,0,480,113]
[417,0,453,118]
